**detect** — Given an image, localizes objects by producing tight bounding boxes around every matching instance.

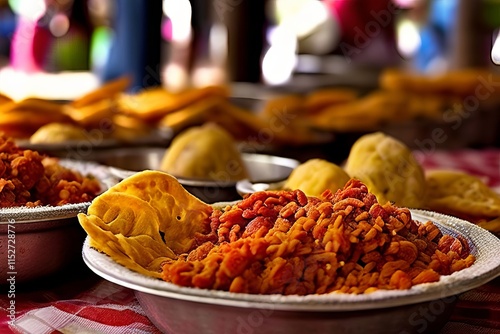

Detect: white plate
[82,209,500,312]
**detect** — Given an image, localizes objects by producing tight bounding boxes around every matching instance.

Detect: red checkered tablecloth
[1,149,499,334]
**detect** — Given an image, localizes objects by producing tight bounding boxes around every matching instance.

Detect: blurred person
[101,0,162,91]
[0,0,16,66]
[324,0,400,65]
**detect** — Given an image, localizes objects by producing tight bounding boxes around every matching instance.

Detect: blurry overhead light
[163,62,189,92]
[163,0,192,42]
[274,0,309,23]
[393,0,424,8]
[491,29,500,65]
[283,0,329,39]
[10,0,46,21]
[209,23,227,65]
[262,26,297,85]
[397,19,421,58]
[49,13,70,37]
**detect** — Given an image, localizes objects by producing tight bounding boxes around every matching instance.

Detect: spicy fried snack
[78,170,213,278]
[0,98,73,138]
[117,85,230,122]
[345,132,426,208]
[283,159,351,197]
[0,92,11,105]
[424,169,500,223]
[162,179,474,294]
[0,135,100,206]
[70,76,131,109]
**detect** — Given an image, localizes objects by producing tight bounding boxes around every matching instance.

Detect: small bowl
[82,209,500,334]
[0,160,114,284]
[82,147,300,203]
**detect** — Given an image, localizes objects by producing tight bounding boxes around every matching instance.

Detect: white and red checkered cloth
[1,149,499,334]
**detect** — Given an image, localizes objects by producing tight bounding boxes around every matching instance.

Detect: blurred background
[1,0,500,162]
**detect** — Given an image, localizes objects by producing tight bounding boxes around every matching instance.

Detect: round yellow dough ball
[30,122,88,144]
[160,123,248,181]
[344,132,426,208]
[284,159,351,196]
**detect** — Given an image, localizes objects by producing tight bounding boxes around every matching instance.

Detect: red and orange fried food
[162,179,474,295]
[0,135,100,207]
[79,170,475,295]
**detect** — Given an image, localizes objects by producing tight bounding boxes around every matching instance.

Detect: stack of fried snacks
[63,76,132,128]
[297,68,500,133]
[0,92,12,105]
[424,169,500,233]
[380,67,500,97]
[117,85,230,123]
[0,98,73,138]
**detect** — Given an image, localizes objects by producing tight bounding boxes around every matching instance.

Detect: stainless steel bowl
[0,160,114,284]
[83,210,500,334]
[0,213,87,283]
[83,147,300,203]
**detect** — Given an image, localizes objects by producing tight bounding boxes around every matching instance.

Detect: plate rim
[82,209,500,312]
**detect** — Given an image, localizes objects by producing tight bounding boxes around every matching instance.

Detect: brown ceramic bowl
[0,160,114,284]
[83,210,500,334]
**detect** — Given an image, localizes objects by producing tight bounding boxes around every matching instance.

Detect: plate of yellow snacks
[80,170,500,334]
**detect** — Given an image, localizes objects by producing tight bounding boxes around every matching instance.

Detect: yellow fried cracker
[0,92,12,105]
[304,88,358,114]
[79,192,176,278]
[64,98,115,127]
[106,170,213,254]
[71,76,131,108]
[425,169,500,218]
[79,171,214,277]
[118,85,230,122]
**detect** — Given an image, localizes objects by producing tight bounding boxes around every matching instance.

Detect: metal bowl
[83,147,300,203]
[83,210,500,334]
[0,160,114,284]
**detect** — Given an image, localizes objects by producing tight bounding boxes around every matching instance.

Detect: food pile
[79,171,475,295]
[280,132,500,234]
[0,135,101,207]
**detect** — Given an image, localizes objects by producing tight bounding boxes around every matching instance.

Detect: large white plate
[82,209,500,311]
